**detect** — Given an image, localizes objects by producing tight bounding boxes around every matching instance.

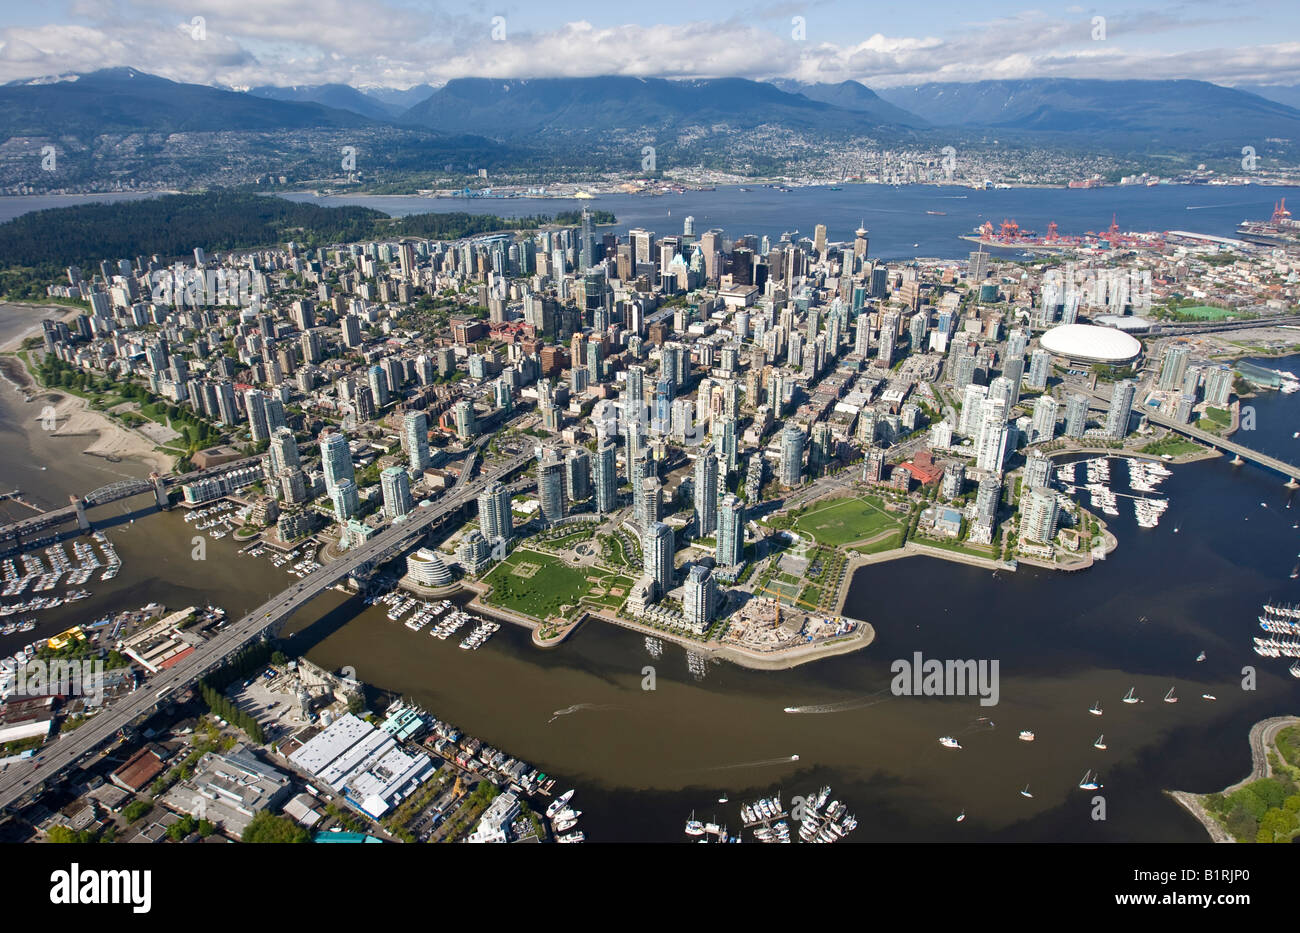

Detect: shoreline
[1168,715,1300,843]
[0,352,175,476]
[459,576,876,671]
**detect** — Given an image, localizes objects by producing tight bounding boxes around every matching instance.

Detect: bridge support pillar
[150,472,170,509]
[70,495,89,532]
[1230,455,1245,466]
[1286,479,1299,490]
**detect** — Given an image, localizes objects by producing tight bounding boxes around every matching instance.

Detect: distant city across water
[4,184,1299,261]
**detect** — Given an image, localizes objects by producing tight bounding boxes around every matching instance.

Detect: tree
[242,810,310,843]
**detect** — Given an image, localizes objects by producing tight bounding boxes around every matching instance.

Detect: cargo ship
[1236,199,1300,248]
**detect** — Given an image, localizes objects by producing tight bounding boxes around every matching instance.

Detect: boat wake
[698,754,801,772]
[547,703,621,724]
[783,687,893,714]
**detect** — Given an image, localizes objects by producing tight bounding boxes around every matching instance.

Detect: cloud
[0,2,1297,91]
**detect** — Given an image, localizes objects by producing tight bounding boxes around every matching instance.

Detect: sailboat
[956,810,966,822]
[685,810,705,836]
[1089,701,1103,716]
[1289,659,1300,679]
[718,794,729,804]
[1163,687,1178,704]
[1093,734,1107,750]
[1122,687,1139,704]
[1078,770,1103,791]
[1019,785,1034,798]
[1195,651,1206,663]
[1202,693,1217,700]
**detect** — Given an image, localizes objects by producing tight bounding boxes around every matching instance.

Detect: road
[0,442,532,813]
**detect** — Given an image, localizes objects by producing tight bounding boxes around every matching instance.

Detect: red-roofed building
[898,450,943,486]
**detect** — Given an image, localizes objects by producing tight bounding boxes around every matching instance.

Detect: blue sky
[0,0,1296,89]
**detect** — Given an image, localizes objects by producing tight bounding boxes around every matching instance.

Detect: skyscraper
[320,432,354,493]
[1105,379,1136,439]
[643,521,675,598]
[565,447,591,503]
[1064,393,1090,438]
[975,399,1009,473]
[717,494,745,567]
[246,389,271,444]
[453,399,477,440]
[1030,395,1059,443]
[683,565,718,632]
[477,481,513,543]
[380,466,413,520]
[1158,345,1191,392]
[638,477,662,528]
[693,448,719,537]
[594,439,617,514]
[1025,349,1051,391]
[537,449,565,526]
[1021,488,1060,544]
[780,426,804,487]
[268,426,300,477]
[404,410,430,472]
[330,479,359,523]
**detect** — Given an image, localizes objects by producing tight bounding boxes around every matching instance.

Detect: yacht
[955,811,966,822]
[1093,735,1107,750]
[1018,731,1035,742]
[939,736,961,749]
[1089,701,1103,716]
[1195,651,1206,663]
[545,789,575,818]
[1122,687,1139,704]
[1163,687,1178,704]
[1290,660,1300,679]
[1202,693,1218,700]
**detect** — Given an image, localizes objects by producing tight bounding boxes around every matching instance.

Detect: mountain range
[2,68,1298,188]
[5,68,1298,148]
[873,79,1300,142]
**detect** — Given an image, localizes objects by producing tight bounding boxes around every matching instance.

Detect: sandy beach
[0,351,175,476]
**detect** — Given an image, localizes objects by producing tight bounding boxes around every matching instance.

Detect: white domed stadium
[1038,324,1142,367]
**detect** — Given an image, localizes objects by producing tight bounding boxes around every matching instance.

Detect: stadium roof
[1039,324,1142,364]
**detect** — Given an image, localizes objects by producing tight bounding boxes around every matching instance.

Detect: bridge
[0,442,533,814]
[0,451,296,546]
[1080,385,1300,483]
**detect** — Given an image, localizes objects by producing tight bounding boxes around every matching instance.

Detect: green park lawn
[789,495,903,547]
[481,548,629,620]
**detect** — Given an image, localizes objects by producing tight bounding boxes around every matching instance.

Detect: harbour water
[2,349,1297,841]
[4,184,1300,261]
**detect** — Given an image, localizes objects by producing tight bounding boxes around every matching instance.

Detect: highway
[0,442,532,813]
